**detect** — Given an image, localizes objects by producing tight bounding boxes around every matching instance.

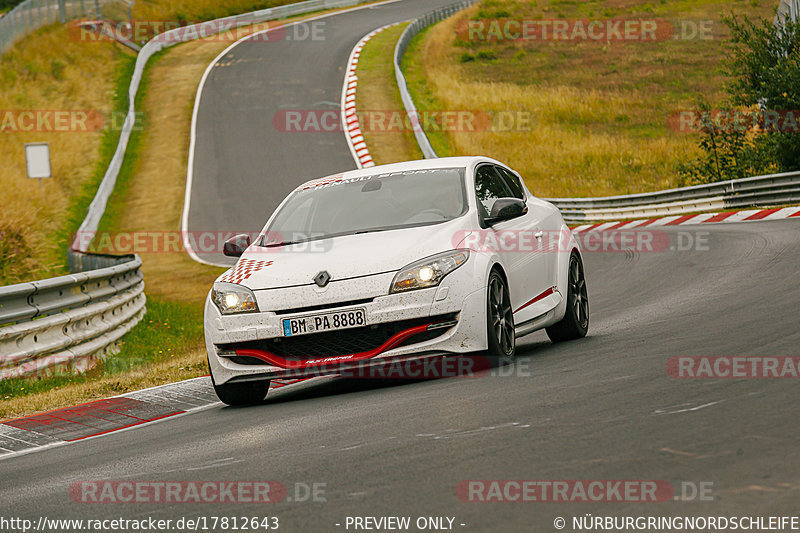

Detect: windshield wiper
[262,240,304,248]
[262,228,394,247]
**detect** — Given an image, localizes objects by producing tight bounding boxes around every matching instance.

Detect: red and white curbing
[0,376,333,459]
[341,23,402,169]
[572,206,800,233]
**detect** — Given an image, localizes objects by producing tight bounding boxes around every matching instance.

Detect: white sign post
[25,142,52,193]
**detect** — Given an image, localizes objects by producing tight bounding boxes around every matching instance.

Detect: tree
[680,11,800,184]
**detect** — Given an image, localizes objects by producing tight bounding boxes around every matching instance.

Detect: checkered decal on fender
[219,259,274,285]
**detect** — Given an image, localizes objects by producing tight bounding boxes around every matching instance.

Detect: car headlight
[211,282,259,315]
[390,250,469,294]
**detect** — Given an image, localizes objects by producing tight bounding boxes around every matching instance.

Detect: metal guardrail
[0,0,114,54]
[74,0,376,250]
[393,0,478,160]
[548,171,800,222]
[0,253,145,380]
[777,0,799,24]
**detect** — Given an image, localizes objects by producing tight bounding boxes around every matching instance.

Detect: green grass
[0,298,205,407]
[401,26,456,158]
[355,22,423,164]
[94,52,156,238]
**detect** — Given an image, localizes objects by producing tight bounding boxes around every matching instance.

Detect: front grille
[219,314,457,363]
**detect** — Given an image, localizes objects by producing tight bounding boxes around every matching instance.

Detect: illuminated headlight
[211,282,259,315]
[390,250,469,293]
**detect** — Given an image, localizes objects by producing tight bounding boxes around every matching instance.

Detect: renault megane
[204,157,589,405]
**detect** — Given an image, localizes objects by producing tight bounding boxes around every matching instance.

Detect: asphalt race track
[185,0,457,266]
[2,0,799,531]
[2,219,800,530]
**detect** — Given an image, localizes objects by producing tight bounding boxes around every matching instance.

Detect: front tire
[546,251,589,343]
[211,371,270,406]
[486,270,515,362]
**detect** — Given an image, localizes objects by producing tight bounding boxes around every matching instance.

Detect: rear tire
[486,270,515,363]
[211,372,270,406]
[546,251,589,343]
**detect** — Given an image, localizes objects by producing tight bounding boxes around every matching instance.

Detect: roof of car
[296,157,496,190]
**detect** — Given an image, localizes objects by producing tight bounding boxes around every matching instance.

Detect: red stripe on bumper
[235,323,433,370]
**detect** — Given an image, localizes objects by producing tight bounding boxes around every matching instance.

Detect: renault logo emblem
[314,271,331,287]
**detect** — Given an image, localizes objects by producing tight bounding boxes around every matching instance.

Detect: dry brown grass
[0,27,132,283]
[355,23,422,165]
[404,0,778,198]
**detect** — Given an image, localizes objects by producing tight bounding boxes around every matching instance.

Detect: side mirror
[223,234,251,257]
[485,198,528,225]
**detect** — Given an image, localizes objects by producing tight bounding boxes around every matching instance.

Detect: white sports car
[204,157,588,405]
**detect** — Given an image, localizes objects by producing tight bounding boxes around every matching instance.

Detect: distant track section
[183,0,458,266]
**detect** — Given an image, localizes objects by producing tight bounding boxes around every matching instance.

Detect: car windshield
[261,168,467,246]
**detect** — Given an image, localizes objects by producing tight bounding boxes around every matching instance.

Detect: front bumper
[204,270,488,385]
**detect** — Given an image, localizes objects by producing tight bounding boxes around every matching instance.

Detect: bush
[680,13,800,184]
[0,0,24,11]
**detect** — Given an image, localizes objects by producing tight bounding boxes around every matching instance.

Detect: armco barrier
[550,171,800,223]
[0,253,145,380]
[776,0,799,25]
[0,0,115,54]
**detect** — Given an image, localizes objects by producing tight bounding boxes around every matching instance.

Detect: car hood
[220,220,472,291]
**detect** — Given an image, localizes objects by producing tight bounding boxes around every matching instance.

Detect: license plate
[282,308,367,337]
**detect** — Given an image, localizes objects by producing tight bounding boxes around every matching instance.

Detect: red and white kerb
[342,23,401,169]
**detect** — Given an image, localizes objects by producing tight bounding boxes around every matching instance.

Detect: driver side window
[474,165,514,217]
[497,167,526,200]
